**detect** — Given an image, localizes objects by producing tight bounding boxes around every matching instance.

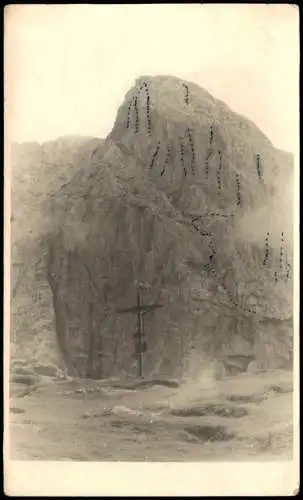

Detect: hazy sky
[5,4,299,153]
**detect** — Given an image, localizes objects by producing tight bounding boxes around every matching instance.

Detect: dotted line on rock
[256,153,263,182]
[191,220,216,260]
[126,81,151,134]
[263,231,292,284]
[149,143,161,171]
[209,261,257,315]
[146,93,151,134]
[235,173,241,207]
[187,128,195,175]
[263,232,270,266]
[180,140,187,176]
[208,212,233,218]
[183,84,189,105]
[191,213,233,219]
[209,125,214,145]
[216,150,222,194]
[141,81,152,135]
[276,233,292,283]
[191,219,212,238]
[204,126,214,180]
[204,149,212,180]
[160,146,172,177]
[191,219,257,315]
[279,232,284,270]
[134,96,139,133]
[126,98,135,129]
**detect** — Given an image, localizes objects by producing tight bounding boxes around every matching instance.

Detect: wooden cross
[116,288,163,377]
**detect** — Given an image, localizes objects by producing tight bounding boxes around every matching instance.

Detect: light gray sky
[5,4,299,153]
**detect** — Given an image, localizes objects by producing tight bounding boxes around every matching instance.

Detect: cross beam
[116,289,163,377]
[116,303,162,314]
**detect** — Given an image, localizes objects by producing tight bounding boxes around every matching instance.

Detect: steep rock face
[46,76,293,378]
[11,137,104,368]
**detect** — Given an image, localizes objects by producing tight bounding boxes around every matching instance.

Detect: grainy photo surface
[4,4,299,496]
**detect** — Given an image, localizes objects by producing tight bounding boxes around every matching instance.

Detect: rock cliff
[11,76,294,379]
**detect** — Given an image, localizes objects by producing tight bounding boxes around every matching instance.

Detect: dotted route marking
[126,81,151,134]
[256,153,263,181]
[187,129,195,176]
[262,231,292,283]
[134,96,139,133]
[263,232,270,266]
[280,232,284,270]
[182,83,189,105]
[235,173,241,207]
[191,218,257,315]
[149,143,161,171]
[216,150,222,194]
[160,146,172,177]
[204,126,215,180]
[180,140,187,176]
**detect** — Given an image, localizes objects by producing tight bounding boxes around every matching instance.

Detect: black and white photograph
[4,4,299,496]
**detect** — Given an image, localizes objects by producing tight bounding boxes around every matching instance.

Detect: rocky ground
[9,368,293,461]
